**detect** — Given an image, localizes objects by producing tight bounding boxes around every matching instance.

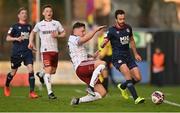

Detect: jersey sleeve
[7,26,16,37]
[69,35,80,45]
[33,23,40,32]
[57,21,64,33]
[106,28,112,40]
[128,25,133,37]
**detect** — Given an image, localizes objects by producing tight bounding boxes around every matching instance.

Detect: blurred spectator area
[0,0,180,61]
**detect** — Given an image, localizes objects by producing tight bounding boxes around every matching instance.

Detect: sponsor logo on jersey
[21,32,29,39]
[120,35,129,45]
[42,30,57,34]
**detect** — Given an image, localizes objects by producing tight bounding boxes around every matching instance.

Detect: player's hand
[95,25,107,32]
[93,50,100,58]
[51,31,59,38]
[135,53,142,62]
[28,42,37,52]
[16,36,24,42]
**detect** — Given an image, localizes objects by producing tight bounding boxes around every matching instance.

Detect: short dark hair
[42,4,53,11]
[115,9,125,19]
[73,22,85,30]
[17,7,27,14]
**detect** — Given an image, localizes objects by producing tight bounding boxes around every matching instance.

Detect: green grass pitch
[0,84,180,112]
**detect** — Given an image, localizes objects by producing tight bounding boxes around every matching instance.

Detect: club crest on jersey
[28,27,31,31]
[118,60,122,64]
[116,31,119,34]
[18,26,22,29]
[52,23,56,26]
[126,28,130,33]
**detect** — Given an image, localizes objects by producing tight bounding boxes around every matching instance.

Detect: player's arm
[78,26,106,45]
[51,30,66,38]
[6,26,24,42]
[100,38,109,49]
[28,31,37,51]
[58,30,66,38]
[130,36,142,61]
[51,22,66,38]
[6,35,24,42]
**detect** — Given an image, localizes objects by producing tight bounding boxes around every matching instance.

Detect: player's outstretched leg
[88,64,105,96]
[117,83,129,99]
[71,83,106,105]
[71,92,102,105]
[86,86,96,97]
[71,98,80,105]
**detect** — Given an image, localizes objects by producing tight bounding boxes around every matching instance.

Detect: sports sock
[44,73,53,95]
[102,77,108,91]
[79,92,102,103]
[90,64,105,87]
[120,80,128,89]
[127,80,138,100]
[132,78,139,85]
[5,73,14,87]
[29,73,35,92]
[39,70,45,77]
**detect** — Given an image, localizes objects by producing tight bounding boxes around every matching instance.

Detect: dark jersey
[7,23,32,56]
[106,24,137,69]
[106,24,133,57]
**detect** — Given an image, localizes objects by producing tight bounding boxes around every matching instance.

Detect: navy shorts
[112,54,137,70]
[10,51,33,69]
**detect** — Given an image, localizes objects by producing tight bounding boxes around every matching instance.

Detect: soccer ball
[151,91,165,104]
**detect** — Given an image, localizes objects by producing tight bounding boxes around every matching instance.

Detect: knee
[101,90,107,98]
[99,88,107,98]
[135,76,142,82]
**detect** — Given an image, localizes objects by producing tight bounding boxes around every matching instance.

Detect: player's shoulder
[125,24,132,29]
[11,23,19,28]
[68,35,79,42]
[108,26,114,32]
[107,26,116,34]
[69,35,78,40]
[37,20,44,24]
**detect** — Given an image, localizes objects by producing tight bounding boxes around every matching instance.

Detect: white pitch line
[74,89,84,94]
[164,100,180,107]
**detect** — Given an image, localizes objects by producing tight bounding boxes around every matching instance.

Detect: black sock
[120,81,128,89]
[132,78,139,85]
[29,73,35,92]
[127,80,138,100]
[89,85,94,92]
[102,77,108,91]
[5,73,13,87]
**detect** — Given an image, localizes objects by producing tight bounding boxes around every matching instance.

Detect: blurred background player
[68,22,107,105]
[101,9,145,104]
[97,29,117,91]
[151,47,165,87]
[4,7,38,98]
[28,4,66,99]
